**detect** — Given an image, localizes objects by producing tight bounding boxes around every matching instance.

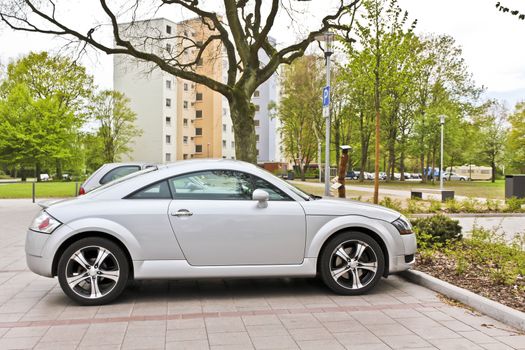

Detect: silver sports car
[26,160,416,305]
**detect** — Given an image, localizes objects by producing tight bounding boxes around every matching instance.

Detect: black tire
[319,231,385,295]
[57,237,129,306]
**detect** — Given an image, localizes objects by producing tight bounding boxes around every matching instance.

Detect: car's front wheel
[57,237,129,305]
[319,232,385,295]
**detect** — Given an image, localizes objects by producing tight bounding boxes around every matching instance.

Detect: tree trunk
[56,159,63,180]
[35,162,41,182]
[491,160,496,183]
[230,95,257,163]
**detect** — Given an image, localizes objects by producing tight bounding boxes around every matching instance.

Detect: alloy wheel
[329,240,378,290]
[65,245,120,299]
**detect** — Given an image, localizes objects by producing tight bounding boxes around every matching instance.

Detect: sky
[0,0,524,108]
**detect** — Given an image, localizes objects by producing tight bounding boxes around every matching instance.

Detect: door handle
[171,209,193,217]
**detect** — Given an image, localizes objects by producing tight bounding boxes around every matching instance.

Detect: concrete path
[0,199,524,349]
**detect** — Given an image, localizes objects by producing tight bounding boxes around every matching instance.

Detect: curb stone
[401,269,525,332]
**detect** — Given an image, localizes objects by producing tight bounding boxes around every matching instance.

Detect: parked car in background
[443,172,468,181]
[26,159,416,305]
[39,173,50,181]
[346,170,359,180]
[79,163,156,195]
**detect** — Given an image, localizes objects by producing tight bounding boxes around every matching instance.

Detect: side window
[169,170,291,201]
[100,166,141,185]
[251,175,291,201]
[169,170,253,200]
[128,181,172,199]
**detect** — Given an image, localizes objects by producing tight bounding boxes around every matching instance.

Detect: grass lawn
[0,182,78,198]
[304,179,505,199]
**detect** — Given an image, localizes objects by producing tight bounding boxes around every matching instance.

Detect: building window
[256,134,260,142]
[166,80,171,89]
[195,128,202,136]
[183,101,188,109]
[196,92,203,101]
[254,104,260,111]
[166,25,172,34]
[166,43,171,52]
[183,154,188,160]
[184,83,188,91]
[254,90,260,97]
[166,116,171,126]
[166,98,171,107]
[255,119,260,127]
[196,110,203,119]
[183,136,188,144]
[166,153,171,162]
[231,126,234,132]
[196,144,203,153]
[196,40,203,46]
[231,141,235,148]
[222,124,227,132]
[183,118,188,127]
[222,140,226,147]
[166,135,171,144]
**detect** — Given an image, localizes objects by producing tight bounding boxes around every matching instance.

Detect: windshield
[260,169,312,201]
[85,166,158,196]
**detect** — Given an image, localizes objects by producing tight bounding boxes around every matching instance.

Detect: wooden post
[338,147,350,198]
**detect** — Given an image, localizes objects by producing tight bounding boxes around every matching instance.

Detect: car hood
[300,197,401,222]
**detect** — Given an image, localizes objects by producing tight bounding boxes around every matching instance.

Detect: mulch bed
[416,252,525,313]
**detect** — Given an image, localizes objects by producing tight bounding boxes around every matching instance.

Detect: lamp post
[439,115,445,191]
[316,31,334,196]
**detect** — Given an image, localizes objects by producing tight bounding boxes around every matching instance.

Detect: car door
[167,170,306,266]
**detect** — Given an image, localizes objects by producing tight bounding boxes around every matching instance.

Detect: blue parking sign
[322,86,330,107]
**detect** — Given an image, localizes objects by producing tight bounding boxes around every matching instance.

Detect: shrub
[485,199,501,212]
[406,199,422,214]
[428,200,442,213]
[504,197,525,213]
[444,199,461,213]
[460,198,481,213]
[379,196,403,212]
[411,214,462,247]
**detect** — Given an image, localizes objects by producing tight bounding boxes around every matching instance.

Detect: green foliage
[0,52,93,176]
[444,199,461,213]
[486,198,501,212]
[406,198,421,214]
[88,90,142,163]
[504,197,525,212]
[379,196,403,212]
[411,214,462,248]
[428,200,442,213]
[460,198,481,213]
[506,101,525,173]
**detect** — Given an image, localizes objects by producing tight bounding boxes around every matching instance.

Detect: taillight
[79,187,85,195]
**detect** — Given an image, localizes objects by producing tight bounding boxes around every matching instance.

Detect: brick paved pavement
[0,199,523,350]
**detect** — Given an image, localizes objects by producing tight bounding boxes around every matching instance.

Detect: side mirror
[252,189,269,208]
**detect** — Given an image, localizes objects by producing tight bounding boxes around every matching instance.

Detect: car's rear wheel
[57,237,129,305]
[319,232,385,295]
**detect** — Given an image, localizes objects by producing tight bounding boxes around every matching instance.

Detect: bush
[444,199,461,213]
[504,197,525,213]
[485,199,501,212]
[411,214,462,248]
[428,200,442,213]
[379,196,403,212]
[461,198,481,213]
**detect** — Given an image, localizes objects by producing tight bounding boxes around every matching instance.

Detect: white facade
[114,18,192,164]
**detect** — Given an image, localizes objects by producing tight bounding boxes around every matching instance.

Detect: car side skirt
[133,258,318,279]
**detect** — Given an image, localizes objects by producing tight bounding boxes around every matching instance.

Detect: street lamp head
[439,114,446,125]
[315,31,335,55]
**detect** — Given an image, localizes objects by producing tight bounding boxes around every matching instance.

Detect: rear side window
[128,180,172,199]
[100,166,141,185]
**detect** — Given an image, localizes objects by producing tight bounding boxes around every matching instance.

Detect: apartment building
[114,17,280,163]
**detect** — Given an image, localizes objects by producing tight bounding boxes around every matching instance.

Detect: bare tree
[0,0,359,163]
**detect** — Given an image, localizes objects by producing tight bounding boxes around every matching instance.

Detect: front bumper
[389,233,417,274]
[25,229,53,277]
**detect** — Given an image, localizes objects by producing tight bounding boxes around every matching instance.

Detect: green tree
[473,101,508,182]
[0,52,93,179]
[506,101,525,173]
[278,56,325,181]
[89,90,142,163]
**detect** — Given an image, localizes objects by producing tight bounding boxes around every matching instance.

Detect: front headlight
[392,216,413,235]
[29,211,61,234]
